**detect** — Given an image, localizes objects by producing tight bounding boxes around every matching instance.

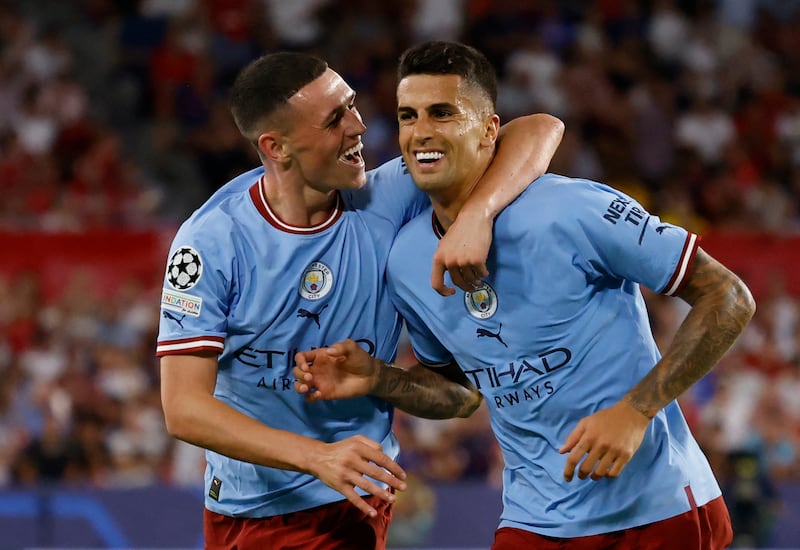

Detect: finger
[306,389,324,401]
[292,366,311,380]
[449,267,470,292]
[455,267,485,292]
[577,448,603,480]
[294,372,315,388]
[431,259,456,296]
[328,342,350,358]
[294,351,314,370]
[293,379,310,394]
[364,453,407,485]
[339,487,378,518]
[591,453,617,481]
[472,263,489,279]
[356,441,407,482]
[357,465,406,502]
[563,443,588,482]
[559,425,584,454]
[607,457,628,479]
[353,434,384,450]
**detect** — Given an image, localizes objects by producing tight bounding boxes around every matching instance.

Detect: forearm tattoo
[626,250,756,419]
[373,362,482,420]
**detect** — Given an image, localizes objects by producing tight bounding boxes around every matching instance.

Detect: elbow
[162,400,196,442]
[162,409,186,440]
[533,113,565,145]
[729,275,756,326]
[546,114,566,142]
[457,390,483,418]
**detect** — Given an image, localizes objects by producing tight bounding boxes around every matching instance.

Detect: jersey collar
[249,175,343,234]
[431,211,446,240]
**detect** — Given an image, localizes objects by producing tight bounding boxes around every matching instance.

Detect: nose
[344,106,366,136]
[411,113,433,141]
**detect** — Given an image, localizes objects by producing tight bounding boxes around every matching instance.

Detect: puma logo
[656,224,669,234]
[297,304,329,328]
[476,324,508,348]
[162,311,186,329]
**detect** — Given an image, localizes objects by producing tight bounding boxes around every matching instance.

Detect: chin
[410,175,441,192]
[353,170,368,187]
[339,172,367,190]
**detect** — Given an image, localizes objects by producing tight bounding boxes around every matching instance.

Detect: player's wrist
[370,358,390,391]
[290,437,325,476]
[458,200,496,223]
[622,397,655,421]
[371,360,403,397]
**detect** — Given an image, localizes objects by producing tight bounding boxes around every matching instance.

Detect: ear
[481,113,500,146]
[257,131,290,163]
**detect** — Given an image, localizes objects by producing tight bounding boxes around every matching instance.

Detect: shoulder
[342,157,426,227]
[500,174,630,227]
[526,173,621,208]
[366,156,412,184]
[174,168,263,247]
[390,207,436,258]
[349,157,416,202]
[203,166,264,208]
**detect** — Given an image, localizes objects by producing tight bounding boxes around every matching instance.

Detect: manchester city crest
[464,283,498,319]
[298,261,333,300]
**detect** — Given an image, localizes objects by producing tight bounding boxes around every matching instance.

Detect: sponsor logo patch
[162,288,203,317]
[209,477,222,501]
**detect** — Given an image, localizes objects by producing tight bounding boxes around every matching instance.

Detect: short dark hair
[229,52,328,140]
[397,41,497,109]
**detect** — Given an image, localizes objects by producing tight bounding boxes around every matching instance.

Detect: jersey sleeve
[347,156,428,231]
[563,181,699,296]
[156,220,234,356]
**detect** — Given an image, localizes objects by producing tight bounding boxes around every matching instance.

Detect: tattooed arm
[623,248,756,418]
[294,340,482,419]
[560,248,755,482]
[371,360,482,419]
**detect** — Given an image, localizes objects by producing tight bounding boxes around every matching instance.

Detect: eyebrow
[397,102,458,114]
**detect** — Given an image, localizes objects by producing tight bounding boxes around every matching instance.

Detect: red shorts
[204,495,393,550]
[492,491,732,550]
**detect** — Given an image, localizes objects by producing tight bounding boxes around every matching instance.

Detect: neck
[261,166,338,227]
[430,153,493,232]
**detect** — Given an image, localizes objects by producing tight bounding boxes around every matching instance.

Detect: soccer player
[157,50,563,550]
[293,41,756,549]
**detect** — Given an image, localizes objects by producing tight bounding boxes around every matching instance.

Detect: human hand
[559,401,651,482]
[312,435,407,517]
[431,211,491,296]
[294,339,379,401]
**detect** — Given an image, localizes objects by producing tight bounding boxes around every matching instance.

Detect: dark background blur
[1,0,800,548]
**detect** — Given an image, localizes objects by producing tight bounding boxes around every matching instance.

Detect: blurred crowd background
[2,0,800,547]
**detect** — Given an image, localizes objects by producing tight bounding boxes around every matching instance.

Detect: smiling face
[276,68,367,193]
[396,73,498,199]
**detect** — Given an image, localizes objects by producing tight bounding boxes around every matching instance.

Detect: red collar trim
[249,176,343,234]
[431,211,446,240]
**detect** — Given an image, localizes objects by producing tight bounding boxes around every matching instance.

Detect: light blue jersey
[157,157,426,517]
[387,174,719,538]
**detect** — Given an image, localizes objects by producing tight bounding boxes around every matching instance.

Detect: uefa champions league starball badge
[167,246,203,291]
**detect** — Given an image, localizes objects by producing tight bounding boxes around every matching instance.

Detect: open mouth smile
[339,142,364,167]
